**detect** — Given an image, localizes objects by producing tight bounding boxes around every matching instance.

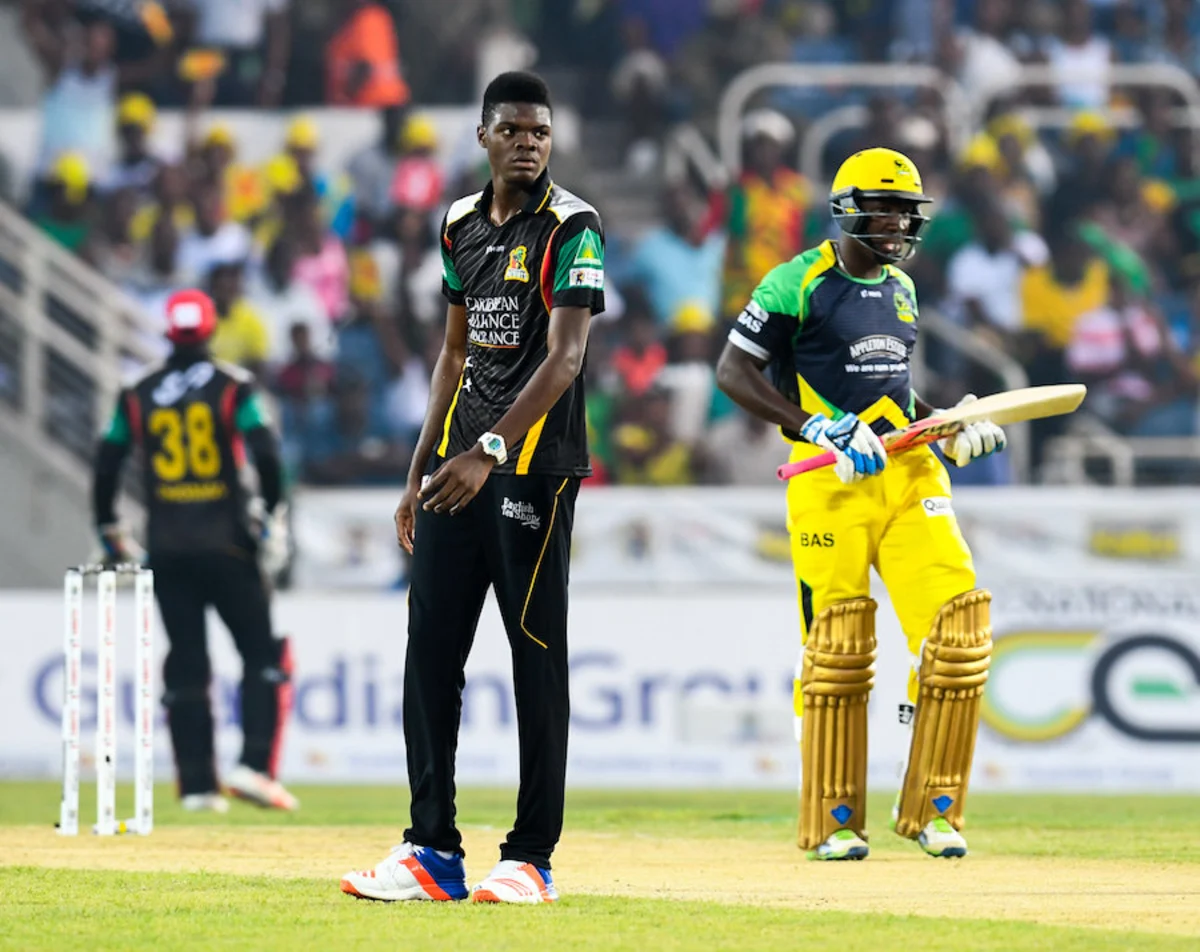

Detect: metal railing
[967,62,1200,167]
[1046,428,1200,487]
[0,200,159,492]
[798,104,867,185]
[662,122,729,192]
[716,63,970,176]
[914,309,1033,482]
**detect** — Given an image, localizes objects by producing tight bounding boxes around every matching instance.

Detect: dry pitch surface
[2,785,1198,950]
[8,825,1200,935]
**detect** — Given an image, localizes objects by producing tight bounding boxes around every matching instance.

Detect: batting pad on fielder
[798,598,876,851]
[894,589,993,838]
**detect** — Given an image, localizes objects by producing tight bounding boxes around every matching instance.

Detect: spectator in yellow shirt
[208,260,270,376]
[1020,226,1109,349]
[1019,223,1109,470]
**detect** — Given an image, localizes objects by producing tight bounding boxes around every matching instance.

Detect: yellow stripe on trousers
[520,477,569,648]
[436,371,467,457]
[515,413,548,475]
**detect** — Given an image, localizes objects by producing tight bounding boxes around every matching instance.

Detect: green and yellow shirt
[727,240,920,441]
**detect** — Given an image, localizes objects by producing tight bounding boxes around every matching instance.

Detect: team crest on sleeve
[572,229,603,267]
[568,228,605,289]
[505,246,530,282]
[893,291,916,323]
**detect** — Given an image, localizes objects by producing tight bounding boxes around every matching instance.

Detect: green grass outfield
[2,784,1198,951]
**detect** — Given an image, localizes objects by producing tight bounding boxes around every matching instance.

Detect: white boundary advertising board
[3,487,1199,790]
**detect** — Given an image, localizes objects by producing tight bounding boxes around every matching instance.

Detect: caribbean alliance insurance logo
[982,629,1200,743]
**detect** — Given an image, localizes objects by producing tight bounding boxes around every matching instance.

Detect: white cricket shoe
[226,764,300,811]
[918,817,968,857]
[340,843,468,901]
[180,792,229,814]
[807,828,869,861]
[470,860,559,904]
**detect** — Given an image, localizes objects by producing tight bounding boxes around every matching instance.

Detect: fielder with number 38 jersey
[439,171,603,475]
[717,147,1009,865]
[99,353,269,554]
[92,289,299,816]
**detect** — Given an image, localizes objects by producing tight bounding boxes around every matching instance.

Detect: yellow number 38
[148,403,222,482]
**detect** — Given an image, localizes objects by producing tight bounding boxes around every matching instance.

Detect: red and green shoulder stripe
[540,192,605,316]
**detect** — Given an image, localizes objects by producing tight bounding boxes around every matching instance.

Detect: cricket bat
[776,384,1087,481]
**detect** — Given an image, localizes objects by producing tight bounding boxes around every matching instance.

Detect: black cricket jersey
[99,354,270,554]
[728,239,920,440]
[439,171,605,476]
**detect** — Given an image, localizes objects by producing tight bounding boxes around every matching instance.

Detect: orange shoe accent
[518,864,552,901]
[340,879,364,897]
[402,856,453,901]
[471,889,502,903]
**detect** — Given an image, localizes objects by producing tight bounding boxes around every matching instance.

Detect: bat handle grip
[776,450,837,481]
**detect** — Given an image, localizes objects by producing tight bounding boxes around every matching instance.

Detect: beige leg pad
[798,597,876,850]
[894,589,992,839]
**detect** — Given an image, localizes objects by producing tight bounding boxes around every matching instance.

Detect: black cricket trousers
[151,551,291,795]
[404,472,579,869]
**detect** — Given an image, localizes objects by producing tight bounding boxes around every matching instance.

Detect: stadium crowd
[12,0,1200,487]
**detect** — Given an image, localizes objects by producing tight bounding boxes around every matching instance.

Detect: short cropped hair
[481,71,552,126]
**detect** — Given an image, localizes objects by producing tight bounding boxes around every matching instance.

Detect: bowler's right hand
[394,483,420,554]
[800,412,887,484]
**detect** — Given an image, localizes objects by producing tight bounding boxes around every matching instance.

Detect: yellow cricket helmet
[829,147,932,263]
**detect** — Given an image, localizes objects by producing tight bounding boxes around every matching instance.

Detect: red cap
[164,289,217,346]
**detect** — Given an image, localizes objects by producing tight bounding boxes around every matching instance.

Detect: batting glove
[938,394,1007,467]
[800,412,887,484]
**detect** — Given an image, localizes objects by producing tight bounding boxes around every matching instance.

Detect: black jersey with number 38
[101,355,270,554]
[439,170,605,476]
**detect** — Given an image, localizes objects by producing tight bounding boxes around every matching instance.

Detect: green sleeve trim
[749,242,834,325]
[441,244,463,292]
[798,275,826,330]
[554,226,605,293]
[235,391,271,432]
[102,397,132,445]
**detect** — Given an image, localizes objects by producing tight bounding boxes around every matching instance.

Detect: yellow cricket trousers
[786,445,977,681]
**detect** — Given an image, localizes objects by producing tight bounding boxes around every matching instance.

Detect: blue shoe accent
[831,804,853,825]
[932,795,954,813]
[412,847,469,900]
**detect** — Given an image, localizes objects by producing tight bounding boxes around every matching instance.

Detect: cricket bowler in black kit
[92,288,299,813]
[340,72,603,905]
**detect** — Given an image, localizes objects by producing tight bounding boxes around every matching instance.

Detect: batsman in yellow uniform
[716,148,1004,860]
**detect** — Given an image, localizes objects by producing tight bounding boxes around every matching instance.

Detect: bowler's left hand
[420,446,495,514]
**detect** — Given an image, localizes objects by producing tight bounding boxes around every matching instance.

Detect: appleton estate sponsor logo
[466,295,521,348]
[845,334,907,375]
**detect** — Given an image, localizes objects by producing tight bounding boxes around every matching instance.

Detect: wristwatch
[477,431,507,465]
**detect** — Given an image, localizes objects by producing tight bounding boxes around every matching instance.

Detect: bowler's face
[479,103,552,188]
